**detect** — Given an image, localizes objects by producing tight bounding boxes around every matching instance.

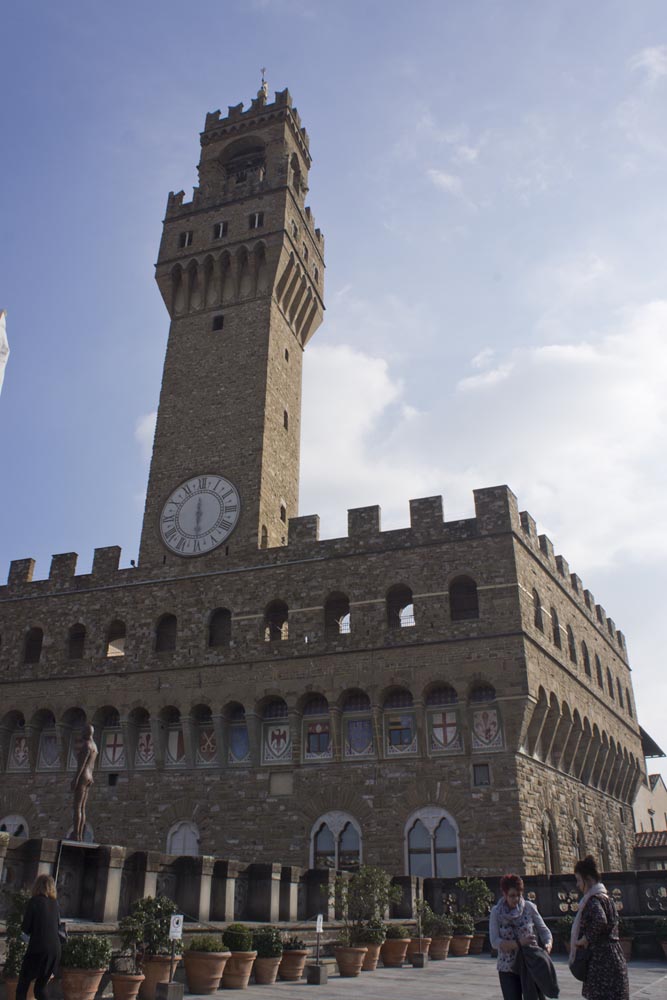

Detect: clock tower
[138,86,324,567]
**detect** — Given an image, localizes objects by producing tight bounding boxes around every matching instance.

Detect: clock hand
[195,497,203,535]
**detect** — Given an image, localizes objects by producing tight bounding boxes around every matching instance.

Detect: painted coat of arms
[8,733,29,771]
[37,730,61,770]
[101,729,125,769]
[165,726,185,766]
[430,711,461,752]
[305,721,332,759]
[196,726,217,765]
[135,729,154,767]
[229,724,250,764]
[262,723,291,763]
[472,709,503,749]
[344,718,374,758]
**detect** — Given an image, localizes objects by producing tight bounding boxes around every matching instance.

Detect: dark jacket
[21,895,62,980]
[513,943,560,1000]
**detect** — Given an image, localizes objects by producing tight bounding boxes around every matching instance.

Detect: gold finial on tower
[258,67,269,102]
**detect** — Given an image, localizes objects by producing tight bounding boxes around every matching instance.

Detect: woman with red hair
[489,874,554,999]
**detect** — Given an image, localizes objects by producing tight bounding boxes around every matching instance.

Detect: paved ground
[190,954,667,999]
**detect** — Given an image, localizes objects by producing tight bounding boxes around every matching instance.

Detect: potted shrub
[252,926,283,985]
[618,918,634,961]
[61,935,112,1000]
[330,866,401,977]
[407,901,433,965]
[220,924,256,990]
[119,895,179,1000]
[2,890,31,1000]
[183,935,230,994]
[380,924,411,967]
[423,912,454,961]
[357,922,386,972]
[654,917,667,960]
[456,877,493,955]
[450,911,475,956]
[278,935,309,982]
[554,915,574,955]
[109,945,145,1000]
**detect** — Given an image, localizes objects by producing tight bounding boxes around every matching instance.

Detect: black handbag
[570,946,590,982]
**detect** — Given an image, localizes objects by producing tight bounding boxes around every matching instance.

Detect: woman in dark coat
[17,874,62,1000]
[570,855,629,1000]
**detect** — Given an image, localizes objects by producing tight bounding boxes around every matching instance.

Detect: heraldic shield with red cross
[430,710,461,751]
[101,729,125,768]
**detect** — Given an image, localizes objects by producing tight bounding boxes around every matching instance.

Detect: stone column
[181,717,197,769]
[150,719,166,769]
[246,863,281,922]
[210,860,244,921]
[197,856,215,922]
[142,850,162,898]
[288,709,300,765]
[121,718,134,774]
[93,845,127,922]
[245,711,261,766]
[413,699,427,758]
[329,706,342,762]
[279,865,303,921]
[392,875,419,919]
[304,869,336,921]
[212,714,226,766]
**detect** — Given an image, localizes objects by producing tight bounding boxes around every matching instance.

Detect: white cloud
[426,168,463,195]
[629,45,667,85]
[135,411,156,461]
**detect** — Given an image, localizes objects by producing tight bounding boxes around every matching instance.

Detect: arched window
[595,655,603,688]
[24,627,43,664]
[626,689,633,718]
[542,814,559,874]
[264,600,288,641]
[532,590,544,631]
[155,613,177,653]
[311,812,361,871]
[567,626,577,664]
[261,698,291,764]
[208,608,232,647]
[405,807,460,877]
[166,820,200,857]
[582,642,591,678]
[470,682,496,703]
[68,624,86,660]
[324,592,351,636]
[106,619,126,657]
[302,695,332,761]
[616,680,624,709]
[426,685,461,753]
[383,689,417,755]
[449,576,479,621]
[551,608,561,648]
[607,669,615,700]
[386,584,415,628]
[341,690,373,759]
[0,814,29,838]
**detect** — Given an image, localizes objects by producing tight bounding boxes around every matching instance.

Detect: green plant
[282,935,307,951]
[329,866,402,947]
[2,889,30,978]
[423,913,454,938]
[452,911,475,935]
[187,935,224,953]
[455,877,493,924]
[252,926,283,958]
[384,924,410,940]
[119,895,179,959]
[61,935,112,970]
[222,923,253,952]
[654,917,667,940]
[352,921,386,945]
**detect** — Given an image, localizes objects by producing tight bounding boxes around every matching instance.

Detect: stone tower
[139,88,324,567]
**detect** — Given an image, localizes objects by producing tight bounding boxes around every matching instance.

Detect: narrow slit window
[213,221,228,240]
[249,212,264,230]
[212,315,224,331]
[178,231,193,248]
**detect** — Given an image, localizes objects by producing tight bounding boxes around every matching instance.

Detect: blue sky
[1,1,666,780]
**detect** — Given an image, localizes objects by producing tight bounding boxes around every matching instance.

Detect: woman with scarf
[570,855,628,1000]
[489,873,554,1000]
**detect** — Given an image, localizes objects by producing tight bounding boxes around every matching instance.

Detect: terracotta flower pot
[252,955,282,985]
[407,937,432,958]
[183,951,230,993]
[620,937,633,961]
[449,934,473,956]
[139,955,173,1000]
[111,972,145,1000]
[61,967,106,1000]
[278,949,308,981]
[469,932,486,955]
[361,942,382,971]
[334,946,367,977]
[429,936,452,960]
[221,951,257,990]
[380,938,410,967]
[4,978,35,1000]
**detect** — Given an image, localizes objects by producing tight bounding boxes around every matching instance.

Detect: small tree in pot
[183,935,230,994]
[380,924,411,967]
[422,912,454,961]
[61,935,112,1000]
[2,890,31,1000]
[220,924,256,990]
[455,877,493,954]
[450,911,475,956]
[330,866,402,977]
[252,926,283,985]
[119,895,179,1000]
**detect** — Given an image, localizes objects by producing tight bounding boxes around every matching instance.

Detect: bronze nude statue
[70,723,98,842]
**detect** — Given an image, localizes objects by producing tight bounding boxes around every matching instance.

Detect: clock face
[160,474,241,556]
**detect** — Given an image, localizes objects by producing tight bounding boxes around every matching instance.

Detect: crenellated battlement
[202,88,310,162]
[0,486,626,653]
